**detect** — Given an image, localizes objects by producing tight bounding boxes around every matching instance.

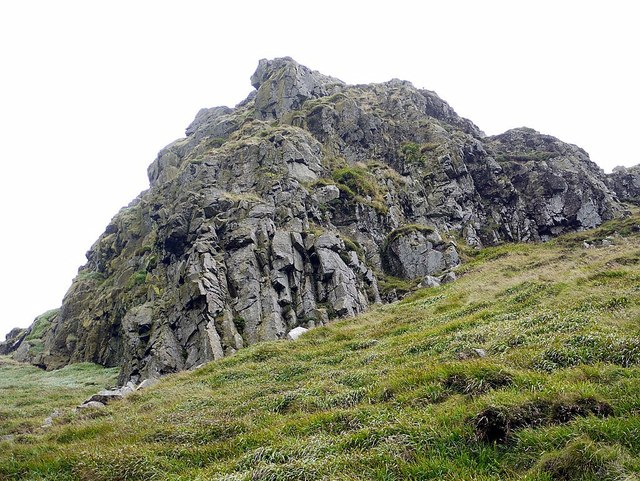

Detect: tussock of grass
[1,211,639,480]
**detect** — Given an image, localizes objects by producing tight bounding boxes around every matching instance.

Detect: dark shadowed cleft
[474,397,613,443]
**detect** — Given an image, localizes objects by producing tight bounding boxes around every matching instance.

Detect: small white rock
[120,385,135,396]
[287,326,309,341]
[137,378,158,390]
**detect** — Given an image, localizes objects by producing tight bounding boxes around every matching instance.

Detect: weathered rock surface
[608,165,640,205]
[2,57,628,383]
[383,226,459,279]
[487,128,622,239]
[77,401,105,410]
[0,328,28,355]
[86,389,124,405]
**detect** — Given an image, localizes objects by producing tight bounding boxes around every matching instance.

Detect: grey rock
[185,106,234,138]
[316,184,340,204]
[120,384,135,396]
[315,233,343,251]
[308,308,329,327]
[77,401,105,410]
[41,410,61,428]
[487,128,625,238]
[457,347,488,360]
[251,57,344,120]
[383,228,459,279]
[420,276,441,288]
[0,327,28,355]
[607,164,640,205]
[86,389,124,405]
[11,339,33,363]
[440,272,458,284]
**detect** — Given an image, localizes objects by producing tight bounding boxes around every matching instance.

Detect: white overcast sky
[0,0,638,338]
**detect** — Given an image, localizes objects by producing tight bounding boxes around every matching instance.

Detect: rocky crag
[608,165,640,205]
[2,57,635,383]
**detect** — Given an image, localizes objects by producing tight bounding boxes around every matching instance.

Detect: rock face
[383,226,459,279]
[608,165,640,205]
[2,57,628,383]
[486,128,623,238]
[0,328,28,355]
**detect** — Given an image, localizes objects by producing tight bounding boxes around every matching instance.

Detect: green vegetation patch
[385,223,435,246]
[332,166,379,199]
[0,358,118,438]
[25,309,59,341]
[399,141,439,165]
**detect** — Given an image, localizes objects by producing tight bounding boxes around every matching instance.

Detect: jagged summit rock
[2,57,633,383]
[250,57,344,120]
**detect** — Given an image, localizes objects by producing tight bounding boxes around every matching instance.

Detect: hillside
[2,57,635,385]
[1,211,639,480]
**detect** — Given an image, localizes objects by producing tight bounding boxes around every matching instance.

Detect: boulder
[420,276,441,288]
[86,389,124,405]
[383,227,459,279]
[137,378,158,390]
[287,327,309,340]
[77,401,105,410]
[440,272,458,284]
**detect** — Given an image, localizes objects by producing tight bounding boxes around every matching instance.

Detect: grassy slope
[0,359,119,438]
[1,212,639,481]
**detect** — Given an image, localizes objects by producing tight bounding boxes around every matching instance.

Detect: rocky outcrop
[4,57,627,383]
[251,57,344,120]
[486,128,623,239]
[0,328,28,355]
[1,309,59,363]
[382,226,459,279]
[608,165,640,205]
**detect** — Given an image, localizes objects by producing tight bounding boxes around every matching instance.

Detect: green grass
[330,165,389,214]
[0,359,118,438]
[24,309,59,341]
[1,211,639,480]
[383,224,436,253]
